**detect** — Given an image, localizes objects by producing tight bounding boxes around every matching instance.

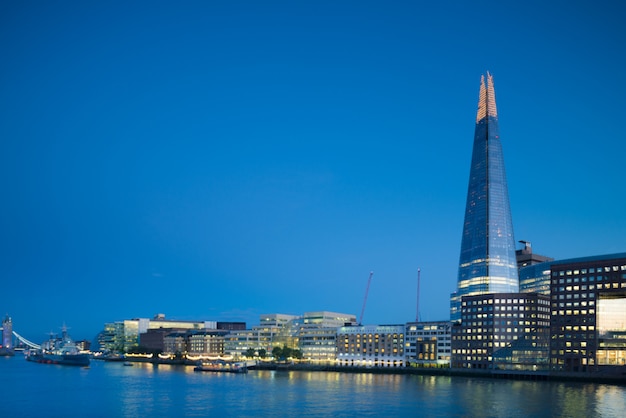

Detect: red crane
[359,271,374,325]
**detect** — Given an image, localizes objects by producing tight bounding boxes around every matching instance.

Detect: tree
[244,348,256,358]
[281,345,293,360]
[258,348,267,359]
[271,346,282,360]
[273,345,299,361]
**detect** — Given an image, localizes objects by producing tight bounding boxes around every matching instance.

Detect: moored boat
[25,326,90,367]
[194,360,247,374]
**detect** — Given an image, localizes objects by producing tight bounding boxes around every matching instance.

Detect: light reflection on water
[2,357,625,417]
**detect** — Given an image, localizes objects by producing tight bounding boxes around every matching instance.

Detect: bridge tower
[1,314,14,355]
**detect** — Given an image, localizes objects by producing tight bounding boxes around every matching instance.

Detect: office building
[405,321,451,367]
[519,262,552,295]
[98,314,219,353]
[549,253,626,373]
[298,311,356,361]
[451,293,550,370]
[336,324,405,367]
[224,313,301,357]
[451,72,519,321]
[516,241,553,270]
[187,331,226,357]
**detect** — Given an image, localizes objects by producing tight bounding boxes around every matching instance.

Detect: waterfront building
[98,314,220,353]
[451,72,519,322]
[548,253,626,373]
[139,328,178,353]
[187,331,226,356]
[256,313,301,350]
[163,331,187,355]
[298,311,356,361]
[224,329,264,357]
[451,293,550,370]
[336,324,405,367]
[405,321,451,367]
[224,313,301,357]
[98,322,125,353]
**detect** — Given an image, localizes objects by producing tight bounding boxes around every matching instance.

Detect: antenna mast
[359,271,374,325]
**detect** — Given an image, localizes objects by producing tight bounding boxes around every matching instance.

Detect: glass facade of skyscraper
[452,73,519,321]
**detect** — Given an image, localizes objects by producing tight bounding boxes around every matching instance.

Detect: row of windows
[463,314,549,322]
[553,265,626,276]
[554,282,626,294]
[552,274,626,285]
[463,298,547,306]
[457,335,519,341]
[552,302,594,308]
[340,348,401,354]
[553,340,591,347]
[551,309,596,316]
[553,293,597,300]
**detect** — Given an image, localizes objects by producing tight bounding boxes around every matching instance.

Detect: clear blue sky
[1,1,625,341]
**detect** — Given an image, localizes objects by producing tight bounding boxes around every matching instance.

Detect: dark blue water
[2,356,625,417]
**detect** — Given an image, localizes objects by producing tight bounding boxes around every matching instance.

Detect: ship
[25,326,90,367]
[193,360,248,374]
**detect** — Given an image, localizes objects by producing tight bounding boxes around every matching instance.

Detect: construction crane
[359,271,374,325]
[416,268,421,322]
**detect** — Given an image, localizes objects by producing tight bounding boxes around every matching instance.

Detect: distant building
[549,253,626,373]
[224,313,301,357]
[98,322,125,353]
[516,241,553,295]
[75,340,91,352]
[187,331,226,356]
[451,73,519,322]
[516,241,553,270]
[451,293,551,371]
[336,324,405,367]
[257,313,301,350]
[224,329,263,357]
[217,322,246,331]
[405,321,451,367]
[222,312,357,359]
[139,328,186,353]
[298,311,356,361]
[98,314,219,353]
[519,262,552,295]
[163,332,188,355]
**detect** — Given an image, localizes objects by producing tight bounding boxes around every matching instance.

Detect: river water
[1,356,625,417]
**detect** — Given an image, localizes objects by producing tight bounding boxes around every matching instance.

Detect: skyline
[2,1,625,341]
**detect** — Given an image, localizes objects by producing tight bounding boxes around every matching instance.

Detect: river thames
[1,356,625,417]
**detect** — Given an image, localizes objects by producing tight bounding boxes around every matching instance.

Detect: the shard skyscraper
[451,72,519,321]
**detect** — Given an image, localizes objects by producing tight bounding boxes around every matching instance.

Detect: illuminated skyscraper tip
[452,72,518,322]
[476,72,498,123]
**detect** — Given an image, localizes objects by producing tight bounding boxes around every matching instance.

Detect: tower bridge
[0,326,42,350]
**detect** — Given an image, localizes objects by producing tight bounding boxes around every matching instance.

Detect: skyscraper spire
[451,72,518,322]
[475,72,497,123]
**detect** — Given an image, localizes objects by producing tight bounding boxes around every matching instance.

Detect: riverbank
[96,356,626,386]
[253,362,626,385]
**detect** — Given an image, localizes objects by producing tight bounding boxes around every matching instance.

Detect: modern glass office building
[451,73,519,321]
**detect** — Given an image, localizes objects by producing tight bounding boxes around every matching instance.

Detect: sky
[1,1,625,342]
